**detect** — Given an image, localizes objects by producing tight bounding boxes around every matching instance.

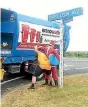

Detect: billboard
[17,21,61,49]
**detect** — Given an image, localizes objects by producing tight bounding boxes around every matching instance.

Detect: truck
[1,8,64,76]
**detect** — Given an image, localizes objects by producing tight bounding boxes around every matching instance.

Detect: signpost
[59,20,64,88]
[48,7,83,88]
[54,20,64,88]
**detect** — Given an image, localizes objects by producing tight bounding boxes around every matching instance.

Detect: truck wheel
[28,59,44,80]
[20,62,27,75]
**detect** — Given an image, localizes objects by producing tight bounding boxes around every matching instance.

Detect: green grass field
[1,74,88,107]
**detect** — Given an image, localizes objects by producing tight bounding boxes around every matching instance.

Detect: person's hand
[34,45,38,53]
[34,45,38,50]
[37,46,43,49]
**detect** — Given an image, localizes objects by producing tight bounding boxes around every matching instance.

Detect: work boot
[42,79,48,85]
[54,80,58,87]
[28,83,35,89]
[49,80,52,86]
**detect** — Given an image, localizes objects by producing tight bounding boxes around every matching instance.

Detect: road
[1,58,88,97]
[64,57,88,75]
[2,58,88,81]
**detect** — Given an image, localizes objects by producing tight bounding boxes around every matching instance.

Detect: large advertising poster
[17,22,61,49]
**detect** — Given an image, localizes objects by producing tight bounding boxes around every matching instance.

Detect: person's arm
[34,46,39,53]
[38,46,46,51]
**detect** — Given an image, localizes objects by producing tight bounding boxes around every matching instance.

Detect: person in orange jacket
[28,46,52,89]
[38,41,60,86]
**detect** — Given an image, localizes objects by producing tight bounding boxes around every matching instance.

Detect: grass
[1,74,88,107]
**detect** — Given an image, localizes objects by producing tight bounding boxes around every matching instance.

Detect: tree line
[64,51,88,57]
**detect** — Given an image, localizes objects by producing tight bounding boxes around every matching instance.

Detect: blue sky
[1,0,88,51]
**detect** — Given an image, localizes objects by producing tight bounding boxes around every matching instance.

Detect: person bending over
[28,46,52,89]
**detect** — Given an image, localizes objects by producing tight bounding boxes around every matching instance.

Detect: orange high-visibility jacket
[38,52,51,70]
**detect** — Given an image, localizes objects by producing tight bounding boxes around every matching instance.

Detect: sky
[1,0,88,51]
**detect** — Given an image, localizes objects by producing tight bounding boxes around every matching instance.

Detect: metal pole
[59,20,64,88]
[54,20,64,88]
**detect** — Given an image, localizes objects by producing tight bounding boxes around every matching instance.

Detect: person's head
[47,41,55,49]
